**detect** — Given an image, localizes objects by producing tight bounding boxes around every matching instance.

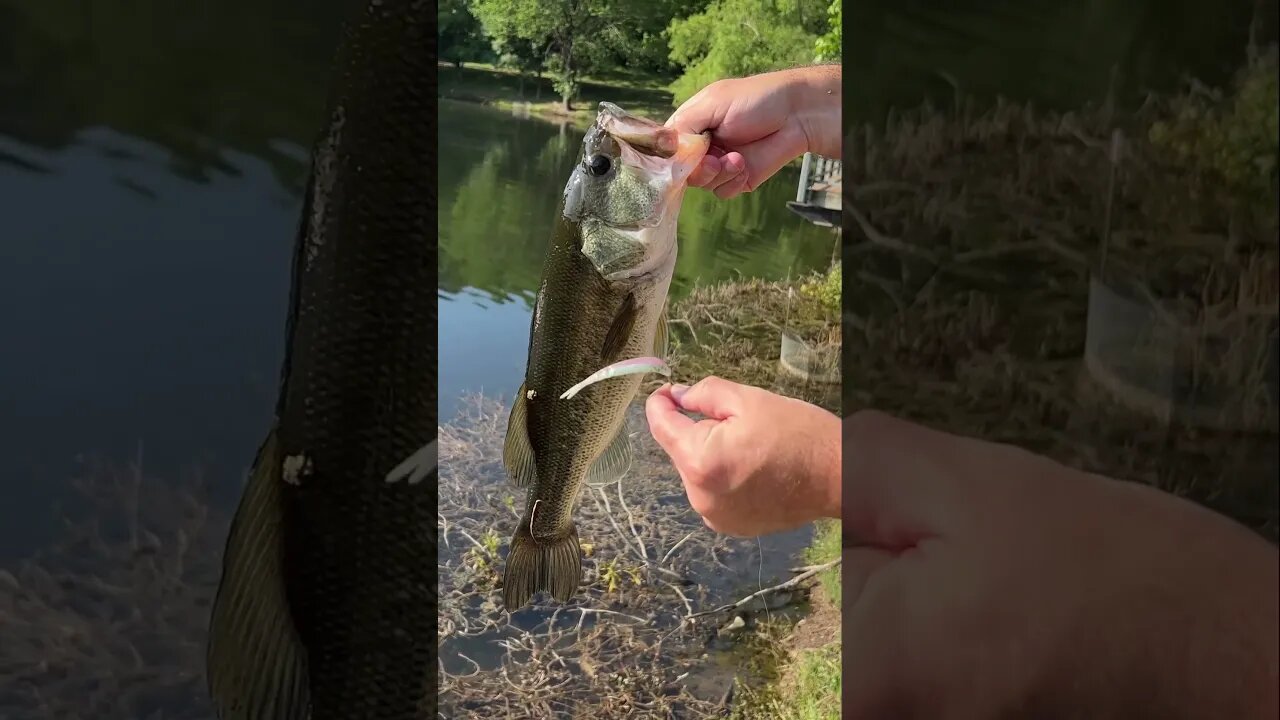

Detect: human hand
[665,65,841,199]
[644,376,840,536]
[841,410,1279,719]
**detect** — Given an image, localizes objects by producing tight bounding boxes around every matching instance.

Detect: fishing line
[757,535,772,627]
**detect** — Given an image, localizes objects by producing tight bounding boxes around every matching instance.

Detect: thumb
[664,84,726,136]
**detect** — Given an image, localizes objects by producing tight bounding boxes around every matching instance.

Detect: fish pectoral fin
[601,292,638,363]
[207,428,310,720]
[502,524,582,609]
[502,383,538,488]
[584,421,634,487]
[654,304,670,359]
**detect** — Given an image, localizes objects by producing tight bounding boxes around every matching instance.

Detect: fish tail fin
[502,524,582,609]
[207,428,310,720]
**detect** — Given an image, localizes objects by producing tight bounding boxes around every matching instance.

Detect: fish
[500,102,710,609]
[204,1,436,719]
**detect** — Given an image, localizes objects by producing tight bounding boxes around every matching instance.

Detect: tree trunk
[560,39,574,112]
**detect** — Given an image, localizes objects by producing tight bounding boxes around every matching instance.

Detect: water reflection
[0,3,348,716]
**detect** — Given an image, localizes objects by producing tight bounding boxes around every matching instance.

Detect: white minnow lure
[559,356,671,400]
[384,438,437,484]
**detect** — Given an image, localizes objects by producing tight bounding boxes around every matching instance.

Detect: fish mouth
[595,102,710,188]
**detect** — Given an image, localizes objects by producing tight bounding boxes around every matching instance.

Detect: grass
[661,271,843,414]
[666,275,843,718]
[437,61,676,129]
[778,645,842,720]
[729,520,843,720]
[805,519,842,606]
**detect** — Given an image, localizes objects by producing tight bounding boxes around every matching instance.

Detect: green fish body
[501,103,709,609]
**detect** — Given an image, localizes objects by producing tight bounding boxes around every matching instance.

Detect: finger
[842,410,986,548]
[731,125,809,192]
[842,549,910,719]
[665,84,728,135]
[645,384,717,459]
[687,155,721,187]
[713,172,751,199]
[701,153,747,195]
[670,376,753,420]
[841,545,894,606]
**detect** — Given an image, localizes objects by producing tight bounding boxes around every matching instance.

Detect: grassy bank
[665,270,843,718]
[728,519,842,720]
[437,61,675,129]
[844,49,1277,539]
[663,263,843,415]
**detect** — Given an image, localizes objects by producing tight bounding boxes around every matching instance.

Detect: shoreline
[666,270,843,719]
[437,62,674,130]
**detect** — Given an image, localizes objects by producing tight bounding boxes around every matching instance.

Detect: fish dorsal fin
[654,302,669,359]
[585,419,634,487]
[206,428,311,720]
[503,383,538,488]
[601,292,637,363]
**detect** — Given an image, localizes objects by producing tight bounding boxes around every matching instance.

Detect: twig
[667,317,701,347]
[684,558,841,620]
[663,580,694,618]
[660,531,695,565]
[616,479,648,561]
[846,204,938,262]
[591,487,644,562]
[454,529,489,556]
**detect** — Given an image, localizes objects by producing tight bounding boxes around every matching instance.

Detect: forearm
[789,63,841,158]
[812,411,842,520]
[1164,541,1279,719]
[1037,492,1280,719]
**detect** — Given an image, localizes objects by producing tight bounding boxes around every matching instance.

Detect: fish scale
[206,1,435,718]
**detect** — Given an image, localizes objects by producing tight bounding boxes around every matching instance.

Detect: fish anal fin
[502,525,582,609]
[601,292,637,363]
[503,383,538,488]
[585,421,633,487]
[206,428,310,720]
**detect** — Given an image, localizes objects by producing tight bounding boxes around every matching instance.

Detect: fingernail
[670,384,690,404]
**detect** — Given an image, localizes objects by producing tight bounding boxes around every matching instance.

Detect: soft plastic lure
[560,356,671,400]
[384,438,438,485]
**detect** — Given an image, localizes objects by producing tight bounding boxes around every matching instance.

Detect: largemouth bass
[501,103,709,609]
[205,2,436,718]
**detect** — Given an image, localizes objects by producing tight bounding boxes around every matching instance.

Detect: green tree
[814,0,840,62]
[666,0,828,105]
[492,34,548,97]
[606,0,712,76]
[439,0,492,67]
[472,0,645,110]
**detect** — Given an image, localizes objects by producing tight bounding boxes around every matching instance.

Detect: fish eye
[585,153,612,177]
